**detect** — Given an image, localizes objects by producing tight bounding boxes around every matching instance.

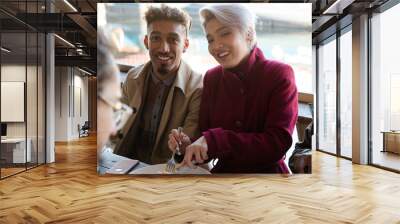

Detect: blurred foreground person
[97,30,132,153]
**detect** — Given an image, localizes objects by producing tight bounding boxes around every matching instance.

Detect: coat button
[240,88,245,95]
[235,121,242,128]
[238,72,245,80]
[117,130,124,139]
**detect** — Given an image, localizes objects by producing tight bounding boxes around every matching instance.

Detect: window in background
[371,2,400,171]
[317,36,337,155]
[339,28,352,158]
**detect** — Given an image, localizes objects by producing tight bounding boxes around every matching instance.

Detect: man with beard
[113,4,203,165]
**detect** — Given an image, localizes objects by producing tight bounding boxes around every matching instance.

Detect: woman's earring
[247,36,253,49]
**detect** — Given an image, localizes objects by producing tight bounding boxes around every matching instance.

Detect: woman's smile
[216,51,230,59]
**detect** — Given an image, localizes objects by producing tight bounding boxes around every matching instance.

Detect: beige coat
[113,61,203,164]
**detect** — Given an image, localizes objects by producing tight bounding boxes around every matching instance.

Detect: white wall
[54,67,89,141]
[72,73,89,138]
[1,65,26,140]
[1,65,36,138]
[55,67,69,141]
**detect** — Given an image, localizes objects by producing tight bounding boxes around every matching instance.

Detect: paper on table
[130,164,211,175]
[106,159,139,174]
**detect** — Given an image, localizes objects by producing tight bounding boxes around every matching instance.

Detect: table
[98,147,148,174]
[381,131,400,154]
[98,148,212,174]
[1,138,31,164]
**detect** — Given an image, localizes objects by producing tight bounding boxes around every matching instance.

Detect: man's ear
[183,38,189,53]
[144,35,149,50]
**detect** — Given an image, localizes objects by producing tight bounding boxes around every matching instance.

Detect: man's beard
[157,64,169,75]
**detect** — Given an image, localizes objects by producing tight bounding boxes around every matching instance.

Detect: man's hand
[168,129,191,154]
[183,136,208,168]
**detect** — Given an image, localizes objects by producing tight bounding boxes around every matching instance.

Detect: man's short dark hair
[144,4,191,35]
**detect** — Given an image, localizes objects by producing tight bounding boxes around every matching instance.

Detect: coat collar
[224,46,264,79]
[151,70,175,86]
[132,60,191,95]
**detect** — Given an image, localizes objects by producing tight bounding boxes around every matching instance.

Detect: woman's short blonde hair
[199,4,257,48]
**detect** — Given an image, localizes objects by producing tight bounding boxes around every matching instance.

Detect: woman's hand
[168,128,191,154]
[183,136,209,168]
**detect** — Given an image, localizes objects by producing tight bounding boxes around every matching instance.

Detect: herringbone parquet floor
[1,135,399,223]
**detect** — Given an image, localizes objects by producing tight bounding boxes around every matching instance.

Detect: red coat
[200,47,298,173]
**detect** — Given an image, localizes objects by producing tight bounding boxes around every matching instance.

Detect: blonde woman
[169,4,298,173]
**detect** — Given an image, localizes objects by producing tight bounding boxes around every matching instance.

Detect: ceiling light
[323,0,355,15]
[76,49,85,55]
[63,0,78,12]
[78,67,92,76]
[1,47,11,53]
[54,34,75,48]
